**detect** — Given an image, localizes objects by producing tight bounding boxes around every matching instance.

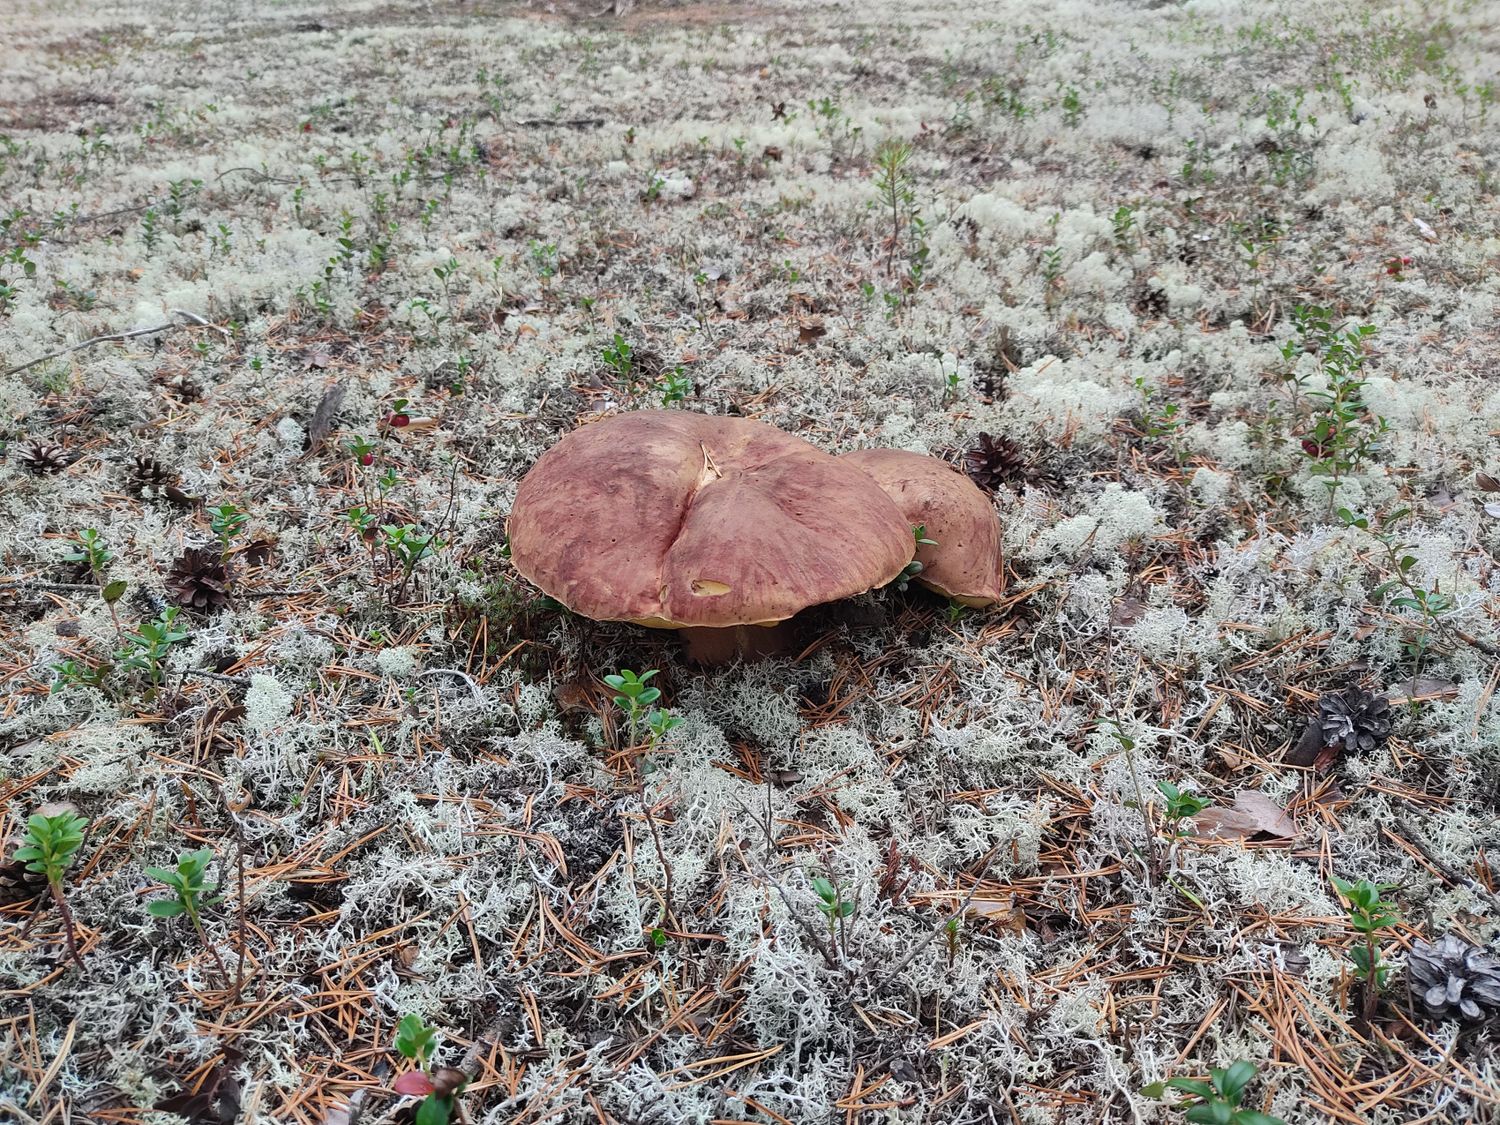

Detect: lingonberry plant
[604,668,660,746]
[393,1014,468,1125]
[1143,1060,1285,1124]
[15,808,89,969]
[146,847,229,982]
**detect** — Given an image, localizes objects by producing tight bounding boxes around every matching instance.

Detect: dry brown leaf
[963,896,1027,934]
[1194,791,1296,841]
[1386,676,1459,703]
[304,381,346,453]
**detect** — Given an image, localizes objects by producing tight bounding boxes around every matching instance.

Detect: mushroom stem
[680,623,797,665]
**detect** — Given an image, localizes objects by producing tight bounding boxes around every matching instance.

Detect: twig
[732,794,842,972]
[419,667,485,706]
[512,116,606,129]
[4,309,229,377]
[868,845,1000,992]
[1390,815,1500,912]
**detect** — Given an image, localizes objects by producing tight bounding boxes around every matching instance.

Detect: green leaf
[1165,1078,1217,1099]
[1140,1082,1168,1099]
[1235,1113,1288,1125]
[101,580,127,604]
[148,899,186,917]
[1186,1103,1235,1125]
[415,1094,453,1125]
[1221,1061,1256,1102]
[809,876,837,902]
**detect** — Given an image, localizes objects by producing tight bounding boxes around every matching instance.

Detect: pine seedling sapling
[1333,875,1401,1024]
[604,668,660,747]
[393,1014,468,1125]
[1143,1060,1285,1125]
[15,809,89,969]
[146,847,229,983]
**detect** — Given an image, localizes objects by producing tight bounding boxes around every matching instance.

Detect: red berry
[359,452,374,466]
[389,413,410,428]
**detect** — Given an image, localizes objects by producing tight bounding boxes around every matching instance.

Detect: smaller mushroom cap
[841,448,1004,607]
[507,411,916,628]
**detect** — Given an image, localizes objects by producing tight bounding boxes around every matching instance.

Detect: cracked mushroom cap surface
[507,411,915,627]
[841,447,1004,607]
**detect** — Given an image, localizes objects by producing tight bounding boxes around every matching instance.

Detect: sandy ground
[3,0,1500,1122]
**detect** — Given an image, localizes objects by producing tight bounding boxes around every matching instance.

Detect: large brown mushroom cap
[841,448,1004,607]
[507,411,915,628]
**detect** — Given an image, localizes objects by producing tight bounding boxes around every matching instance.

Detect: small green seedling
[602,334,633,381]
[810,875,855,934]
[208,503,249,559]
[65,527,111,575]
[645,707,684,749]
[381,524,445,604]
[893,525,936,592]
[15,809,89,968]
[1143,1060,1284,1124]
[116,606,190,689]
[1157,781,1212,837]
[393,1014,467,1125]
[1333,876,1400,1017]
[604,668,660,745]
[656,366,692,406]
[146,847,229,980]
[64,528,125,637]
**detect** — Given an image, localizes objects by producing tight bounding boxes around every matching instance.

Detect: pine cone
[1319,687,1392,754]
[964,432,1052,492]
[0,846,46,907]
[18,439,69,475]
[166,547,231,611]
[1408,933,1500,1022]
[129,455,178,493]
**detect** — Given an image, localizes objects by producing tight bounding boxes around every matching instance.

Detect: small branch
[49,883,85,971]
[4,309,229,378]
[512,116,606,129]
[419,667,485,706]
[868,845,1000,992]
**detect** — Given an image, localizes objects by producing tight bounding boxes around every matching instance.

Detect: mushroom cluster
[507,411,1002,661]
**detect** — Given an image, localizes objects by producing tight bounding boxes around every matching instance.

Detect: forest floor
[3,0,1500,1122]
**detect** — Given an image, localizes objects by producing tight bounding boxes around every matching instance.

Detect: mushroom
[840,448,1004,607]
[507,411,916,662]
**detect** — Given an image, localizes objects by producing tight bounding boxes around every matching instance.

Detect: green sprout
[656,366,692,406]
[810,874,855,942]
[604,668,660,746]
[381,524,445,605]
[893,525,936,592]
[208,502,249,561]
[15,809,89,968]
[64,528,125,639]
[1333,875,1400,1023]
[1143,1060,1285,1124]
[115,606,189,689]
[601,333,633,381]
[1157,781,1212,838]
[645,707,684,750]
[394,1014,467,1125]
[146,847,228,981]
